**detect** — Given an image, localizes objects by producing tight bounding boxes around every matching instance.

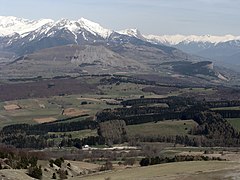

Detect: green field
[212,106,240,110]
[0,98,63,127]
[48,129,98,139]
[98,83,155,99]
[126,120,197,137]
[228,118,240,131]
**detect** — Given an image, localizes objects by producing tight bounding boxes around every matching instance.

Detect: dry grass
[80,161,240,180]
[0,169,33,180]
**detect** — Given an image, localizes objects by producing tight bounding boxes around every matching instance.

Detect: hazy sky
[0,0,239,35]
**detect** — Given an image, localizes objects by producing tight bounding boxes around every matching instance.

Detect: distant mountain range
[0,16,236,82]
[145,35,240,71]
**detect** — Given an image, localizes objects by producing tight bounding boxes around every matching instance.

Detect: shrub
[139,158,150,166]
[100,161,113,171]
[59,169,67,179]
[54,158,62,167]
[28,165,42,179]
[81,101,88,105]
[52,173,57,179]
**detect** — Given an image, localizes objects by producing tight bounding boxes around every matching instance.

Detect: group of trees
[97,101,207,126]
[98,120,127,145]
[140,155,224,167]
[1,133,106,149]
[0,118,100,149]
[2,119,97,135]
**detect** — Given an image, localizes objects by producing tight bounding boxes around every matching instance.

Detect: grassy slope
[80,161,239,180]
[0,169,33,180]
[228,118,240,131]
[126,120,197,137]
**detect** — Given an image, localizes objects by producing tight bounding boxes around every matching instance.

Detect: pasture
[126,120,197,137]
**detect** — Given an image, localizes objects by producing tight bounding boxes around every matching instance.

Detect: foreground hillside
[0,160,239,180]
[81,161,240,180]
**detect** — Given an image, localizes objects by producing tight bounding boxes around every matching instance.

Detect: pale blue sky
[0,0,239,35]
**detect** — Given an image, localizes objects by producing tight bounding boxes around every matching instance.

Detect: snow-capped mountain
[0,16,151,55]
[144,34,240,45]
[0,16,113,41]
[0,16,239,70]
[0,16,53,37]
[117,28,144,39]
[145,34,240,69]
[0,16,229,81]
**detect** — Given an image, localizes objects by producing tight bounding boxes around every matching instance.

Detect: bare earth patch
[62,108,89,116]
[77,97,101,102]
[34,117,57,123]
[3,104,21,111]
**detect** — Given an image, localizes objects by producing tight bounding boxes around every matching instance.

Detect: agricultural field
[98,82,162,99]
[0,79,170,128]
[0,98,63,127]
[126,120,197,137]
[0,93,122,128]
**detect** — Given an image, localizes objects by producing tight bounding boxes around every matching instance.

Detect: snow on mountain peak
[144,34,240,45]
[54,18,80,32]
[78,17,112,38]
[1,16,239,46]
[0,16,113,39]
[0,16,54,37]
[118,28,144,39]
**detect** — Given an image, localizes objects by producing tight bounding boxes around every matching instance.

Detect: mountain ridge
[145,34,240,45]
[2,16,239,44]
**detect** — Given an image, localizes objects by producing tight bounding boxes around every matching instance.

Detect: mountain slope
[2,44,148,78]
